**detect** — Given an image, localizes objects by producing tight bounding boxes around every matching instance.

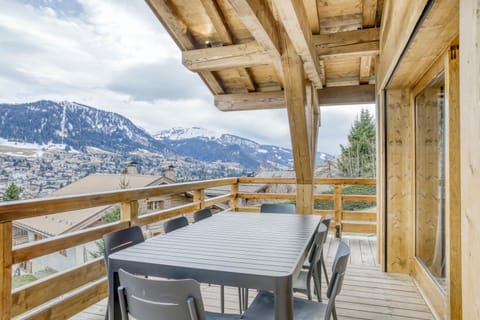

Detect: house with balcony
[0,0,478,319]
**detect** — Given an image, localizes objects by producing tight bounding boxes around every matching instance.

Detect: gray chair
[304,215,332,289]
[193,208,213,222]
[260,203,296,214]
[164,216,189,233]
[117,268,241,320]
[103,226,145,320]
[293,224,328,301]
[242,241,350,320]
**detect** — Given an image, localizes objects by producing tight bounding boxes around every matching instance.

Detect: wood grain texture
[317,41,379,59]
[0,178,237,222]
[282,38,313,184]
[460,1,480,317]
[182,41,271,71]
[227,0,284,84]
[273,0,323,88]
[313,28,380,46]
[362,0,378,27]
[445,45,461,320]
[146,0,225,94]
[12,222,130,264]
[0,222,12,320]
[26,280,108,320]
[385,89,413,273]
[215,85,375,111]
[11,259,106,316]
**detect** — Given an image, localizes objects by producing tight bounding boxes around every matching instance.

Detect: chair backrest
[118,268,206,320]
[193,208,212,223]
[307,224,328,280]
[260,203,296,214]
[103,226,144,268]
[324,241,350,319]
[321,214,332,231]
[164,216,189,234]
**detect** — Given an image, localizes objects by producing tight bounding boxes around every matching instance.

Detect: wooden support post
[296,184,313,215]
[120,201,139,225]
[445,44,462,320]
[193,189,205,209]
[0,222,12,320]
[385,89,413,273]
[230,183,239,211]
[334,185,343,238]
[460,1,480,317]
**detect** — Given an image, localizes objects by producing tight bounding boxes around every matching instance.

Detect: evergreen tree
[3,183,22,201]
[337,109,376,177]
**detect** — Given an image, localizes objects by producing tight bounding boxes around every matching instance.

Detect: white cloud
[0,0,375,156]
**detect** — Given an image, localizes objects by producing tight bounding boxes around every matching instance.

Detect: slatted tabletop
[107,212,321,320]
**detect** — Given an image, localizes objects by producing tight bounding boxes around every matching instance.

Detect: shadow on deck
[72,235,434,320]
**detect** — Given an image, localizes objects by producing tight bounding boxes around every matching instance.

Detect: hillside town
[0,148,250,200]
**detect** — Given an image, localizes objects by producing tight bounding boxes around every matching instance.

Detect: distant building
[13,163,189,275]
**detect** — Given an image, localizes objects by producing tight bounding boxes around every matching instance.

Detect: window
[147,200,165,210]
[415,72,446,290]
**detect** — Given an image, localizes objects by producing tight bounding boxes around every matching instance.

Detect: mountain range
[0,100,334,170]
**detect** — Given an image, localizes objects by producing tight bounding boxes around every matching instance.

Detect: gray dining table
[107,212,321,320]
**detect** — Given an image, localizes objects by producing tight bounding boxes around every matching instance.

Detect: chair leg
[221,285,225,313]
[306,275,312,300]
[238,287,243,313]
[321,253,329,285]
[332,303,338,320]
[243,288,249,311]
[313,267,322,302]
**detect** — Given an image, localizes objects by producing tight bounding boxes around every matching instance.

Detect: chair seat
[242,291,327,320]
[206,311,242,319]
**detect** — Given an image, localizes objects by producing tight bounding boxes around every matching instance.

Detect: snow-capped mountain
[155,127,333,170]
[0,100,166,154]
[0,101,334,171]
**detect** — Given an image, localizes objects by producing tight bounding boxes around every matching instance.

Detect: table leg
[275,279,293,320]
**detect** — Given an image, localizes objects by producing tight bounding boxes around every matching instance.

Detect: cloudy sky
[0,0,374,155]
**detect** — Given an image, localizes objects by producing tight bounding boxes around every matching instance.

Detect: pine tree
[337,109,376,177]
[3,183,22,201]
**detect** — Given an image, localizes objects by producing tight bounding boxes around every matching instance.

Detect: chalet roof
[147,0,383,110]
[15,174,167,237]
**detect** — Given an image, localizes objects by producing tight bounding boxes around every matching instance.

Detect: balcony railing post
[193,189,205,209]
[230,182,239,211]
[334,184,343,238]
[0,222,12,320]
[120,201,139,226]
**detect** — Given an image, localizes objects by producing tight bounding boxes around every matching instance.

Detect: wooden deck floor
[72,235,434,320]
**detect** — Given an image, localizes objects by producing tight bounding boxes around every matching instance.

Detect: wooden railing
[0,177,375,320]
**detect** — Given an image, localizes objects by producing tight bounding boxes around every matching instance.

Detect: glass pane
[415,73,446,291]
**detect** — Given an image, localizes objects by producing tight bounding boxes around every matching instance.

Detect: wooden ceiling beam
[146,0,224,94]
[363,0,378,27]
[182,41,271,72]
[360,56,373,84]
[199,0,233,45]
[318,41,379,59]
[313,28,380,47]
[215,84,376,111]
[199,0,256,92]
[272,0,323,88]
[227,0,284,85]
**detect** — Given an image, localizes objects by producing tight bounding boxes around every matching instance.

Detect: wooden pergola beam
[273,0,323,88]
[182,41,271,72]
[360,56,373,84]
[362,0,378,27]
[215,84,376,111]
[146,0,224,94]
[317,41,379,59]
[227,0,284,85]
[312,28,380,46]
